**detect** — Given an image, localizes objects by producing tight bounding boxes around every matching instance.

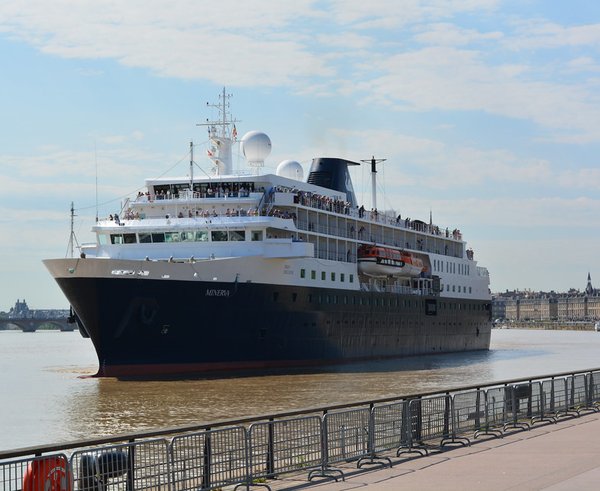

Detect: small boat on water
[357,245,426,277]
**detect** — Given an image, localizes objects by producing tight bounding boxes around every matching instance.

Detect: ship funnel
[306,158,359,207]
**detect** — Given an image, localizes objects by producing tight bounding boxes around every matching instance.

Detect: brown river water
[1,328,599,451]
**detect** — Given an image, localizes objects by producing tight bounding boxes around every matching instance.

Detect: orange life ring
[22,456,72,491]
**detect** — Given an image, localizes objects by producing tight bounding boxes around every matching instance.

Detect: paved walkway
[273,409,600,491]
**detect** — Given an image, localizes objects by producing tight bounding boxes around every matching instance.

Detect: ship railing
[359,281,432,296]
[135,190,259,203]
[293,191,463,241]
[3,369,600,490]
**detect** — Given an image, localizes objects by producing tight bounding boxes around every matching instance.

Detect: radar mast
[360,156,386,210]
[197,87,240,175]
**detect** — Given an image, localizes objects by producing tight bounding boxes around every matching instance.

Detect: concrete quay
[273,410,600,491]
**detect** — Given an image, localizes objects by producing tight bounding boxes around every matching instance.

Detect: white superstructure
[74,90,490,303]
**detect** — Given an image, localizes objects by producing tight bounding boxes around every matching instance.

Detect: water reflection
[58,332,558,441]
[2,329,600,451]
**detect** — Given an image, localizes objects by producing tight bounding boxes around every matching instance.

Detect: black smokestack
[306,158,359,207]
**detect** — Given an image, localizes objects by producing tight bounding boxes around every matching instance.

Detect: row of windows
[272,292,488,310]
[441,284,473,294]
[433,259,470,276]
[299,268,354,284]
[104,230,263,245]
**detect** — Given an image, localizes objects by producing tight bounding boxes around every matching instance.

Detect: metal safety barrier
[170,426,248,491]
[589,371,600,409]
[1,453,70,491]
[249,415,323,483]
[371,400,408,456]
[70,439,170,491]
[3,368,600,491]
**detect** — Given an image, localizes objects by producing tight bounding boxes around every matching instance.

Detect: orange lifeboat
[22,456,72,491]
[357,245,425,277]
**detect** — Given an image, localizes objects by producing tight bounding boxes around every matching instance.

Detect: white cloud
[507,20,600,50]
[316,32,374,50]
[566,56,600,73]
[327,0,500,27]
[97,131,145,145]
[0,1,333,87]
[414,23,503,46]
[353,46,600,141]
[323,128,600,192]
[1,1,600,143]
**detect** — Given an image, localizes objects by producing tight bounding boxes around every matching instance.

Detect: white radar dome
[276,160,304,181]
[241,131,272,165]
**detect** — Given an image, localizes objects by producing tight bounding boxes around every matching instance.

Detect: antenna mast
[189,141,194,191]
[67,202,80,258]
[95,141,98,222]
[197,87,240,175]
[360,156,387,210]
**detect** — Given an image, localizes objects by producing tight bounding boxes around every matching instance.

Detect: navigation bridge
[0,299,74,332]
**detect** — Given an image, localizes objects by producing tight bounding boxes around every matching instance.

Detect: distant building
[6,299,69,320]
[491,295,506,321]
[493,273,599,322]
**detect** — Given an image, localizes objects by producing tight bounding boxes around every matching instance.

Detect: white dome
[240,131,272,163]
[276,160,304,181]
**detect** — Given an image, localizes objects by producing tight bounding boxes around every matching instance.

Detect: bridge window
[251,230,263,241]
[311,270,316,280]
[340,273,345,282]
[211,231,228,242]
[229,230,246,241]
[300,269,306,278]
[139,233,152,243]
[152,233,165,243]
[331,272,336,281]
[123,233,137,244]
[180,231,195,242]
[98,234,108,245]
[321,271,326,281]
[110,234,123,244]
[165,232,180,242]
[195,230,208,242]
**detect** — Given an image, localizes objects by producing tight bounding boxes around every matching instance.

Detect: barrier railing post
[321,410,329,473]
[367,403,374,458]
[504,384,530,431]
[569,374,575,411]
[475,389,482,430]
[412,397,422,445]
[126,439,135,491]
[201,429,212,490]
[266,418,275,478]
[587,372,600,410]
[474,388,501,438]
[441,394,469,447]
[443,393,451,440]
[357,402,392,468]
[526,380,533,418]
[550,377,556,415]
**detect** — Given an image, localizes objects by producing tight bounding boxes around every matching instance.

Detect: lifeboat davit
[357,245,425,278]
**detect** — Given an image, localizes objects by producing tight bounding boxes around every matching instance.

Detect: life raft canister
[22,456,72,491]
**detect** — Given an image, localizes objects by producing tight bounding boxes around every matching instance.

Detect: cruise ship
[44,89,492,377]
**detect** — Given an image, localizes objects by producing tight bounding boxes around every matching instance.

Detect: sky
[1,0,599,309]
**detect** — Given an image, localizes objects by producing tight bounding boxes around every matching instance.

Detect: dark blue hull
[56,277,492,377]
